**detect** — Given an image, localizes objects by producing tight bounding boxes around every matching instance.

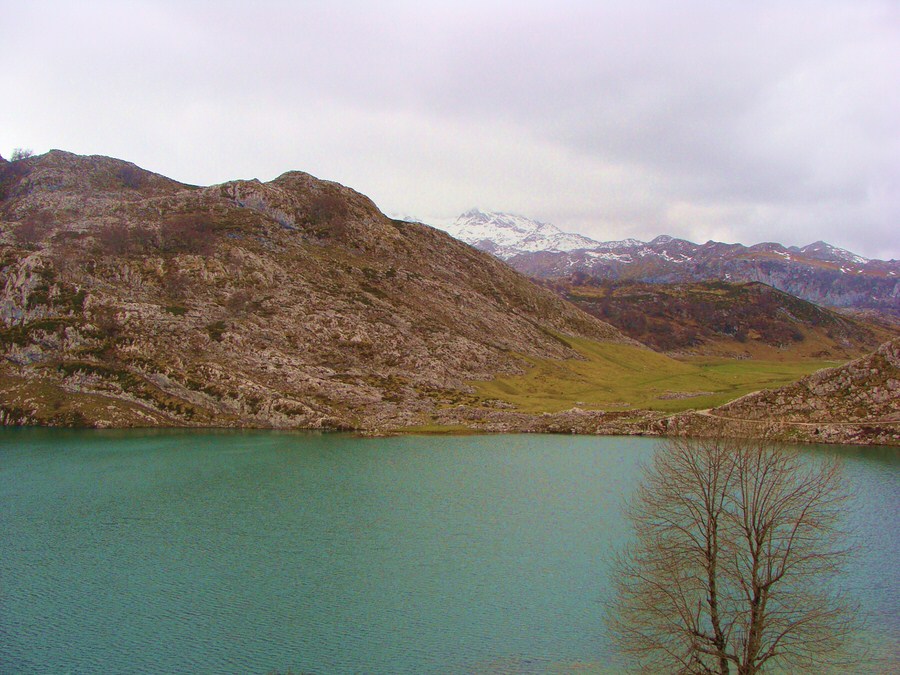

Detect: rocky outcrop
[0,151,630,430]
[432,405,664,436]
[717,338,899,423]
[659,339,900,445]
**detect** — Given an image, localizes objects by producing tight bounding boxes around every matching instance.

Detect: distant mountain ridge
[437,210,899,315]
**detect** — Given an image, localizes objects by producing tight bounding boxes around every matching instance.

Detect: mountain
[544,278,895,358]
[437,212,900,316]
[514,238,899,316]
[0,151,629,430]
[439,209,601,259]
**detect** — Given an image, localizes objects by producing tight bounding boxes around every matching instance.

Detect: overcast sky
[3,1,898,259]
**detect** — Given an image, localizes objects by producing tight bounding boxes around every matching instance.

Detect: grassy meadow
[472,336,839,413]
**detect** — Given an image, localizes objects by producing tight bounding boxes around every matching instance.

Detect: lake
[1,430,897,673]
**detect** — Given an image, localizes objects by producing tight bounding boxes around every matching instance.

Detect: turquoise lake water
[1,430,897,673]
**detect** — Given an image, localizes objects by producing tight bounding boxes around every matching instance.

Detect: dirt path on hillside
[694,409,900,427]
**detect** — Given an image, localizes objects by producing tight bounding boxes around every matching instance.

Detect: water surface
[1,430,896,673]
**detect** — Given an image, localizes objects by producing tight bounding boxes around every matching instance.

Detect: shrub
[10,148,34,161]
[205,320,227,341]
[12,211,53,245]
[159,215,216,255]
[117,165,144,189]
[97,223,135,255]
[224,289,255,314]
[160,263,191,299]
[304,193,349,238]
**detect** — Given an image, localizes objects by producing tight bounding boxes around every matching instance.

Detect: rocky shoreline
[3,397,897,446]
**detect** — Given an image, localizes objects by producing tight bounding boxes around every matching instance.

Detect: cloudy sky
[3,1,898,259]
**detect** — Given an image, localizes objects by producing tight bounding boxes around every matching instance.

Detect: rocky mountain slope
[716,338,899,425]
[543,278,895,358]
[671,337,900,445]
[435,211,899,316]
[0,151,629,430]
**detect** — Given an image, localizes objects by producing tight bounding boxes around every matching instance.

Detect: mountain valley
[0,151,897,443]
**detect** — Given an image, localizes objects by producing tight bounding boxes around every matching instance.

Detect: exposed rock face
[0,151,628,430]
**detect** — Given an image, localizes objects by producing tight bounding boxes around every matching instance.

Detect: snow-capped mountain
[796,241,869,265]
[434,210,899,316]
[439,209,600,259]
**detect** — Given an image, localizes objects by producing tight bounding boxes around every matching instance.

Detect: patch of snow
[658,250,688,263]
[800,241,868,264]
[594,238,645,250]
[585,251,633,263]
[433,210,886,279]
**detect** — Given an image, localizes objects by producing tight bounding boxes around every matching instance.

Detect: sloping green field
[473,336,838,413]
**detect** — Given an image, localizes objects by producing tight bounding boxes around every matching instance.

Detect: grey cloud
[1,0,897,258]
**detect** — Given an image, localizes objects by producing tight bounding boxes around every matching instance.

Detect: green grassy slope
[472,336,838,413]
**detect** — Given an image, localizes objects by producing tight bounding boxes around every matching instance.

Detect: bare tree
[609,434,860,674]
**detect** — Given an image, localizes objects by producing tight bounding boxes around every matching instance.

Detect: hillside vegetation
[545,278,894,358]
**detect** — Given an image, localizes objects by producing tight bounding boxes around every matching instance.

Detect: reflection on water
[0,430,896,673]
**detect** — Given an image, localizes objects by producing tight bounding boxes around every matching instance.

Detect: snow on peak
[587,237,645,250]
[433,210,873,270]
[800,241,868,265]
[440,209,601,259]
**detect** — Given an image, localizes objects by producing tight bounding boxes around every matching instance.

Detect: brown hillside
[717,338,899,425]
[0,151,629,430]
[544,278,895,359]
